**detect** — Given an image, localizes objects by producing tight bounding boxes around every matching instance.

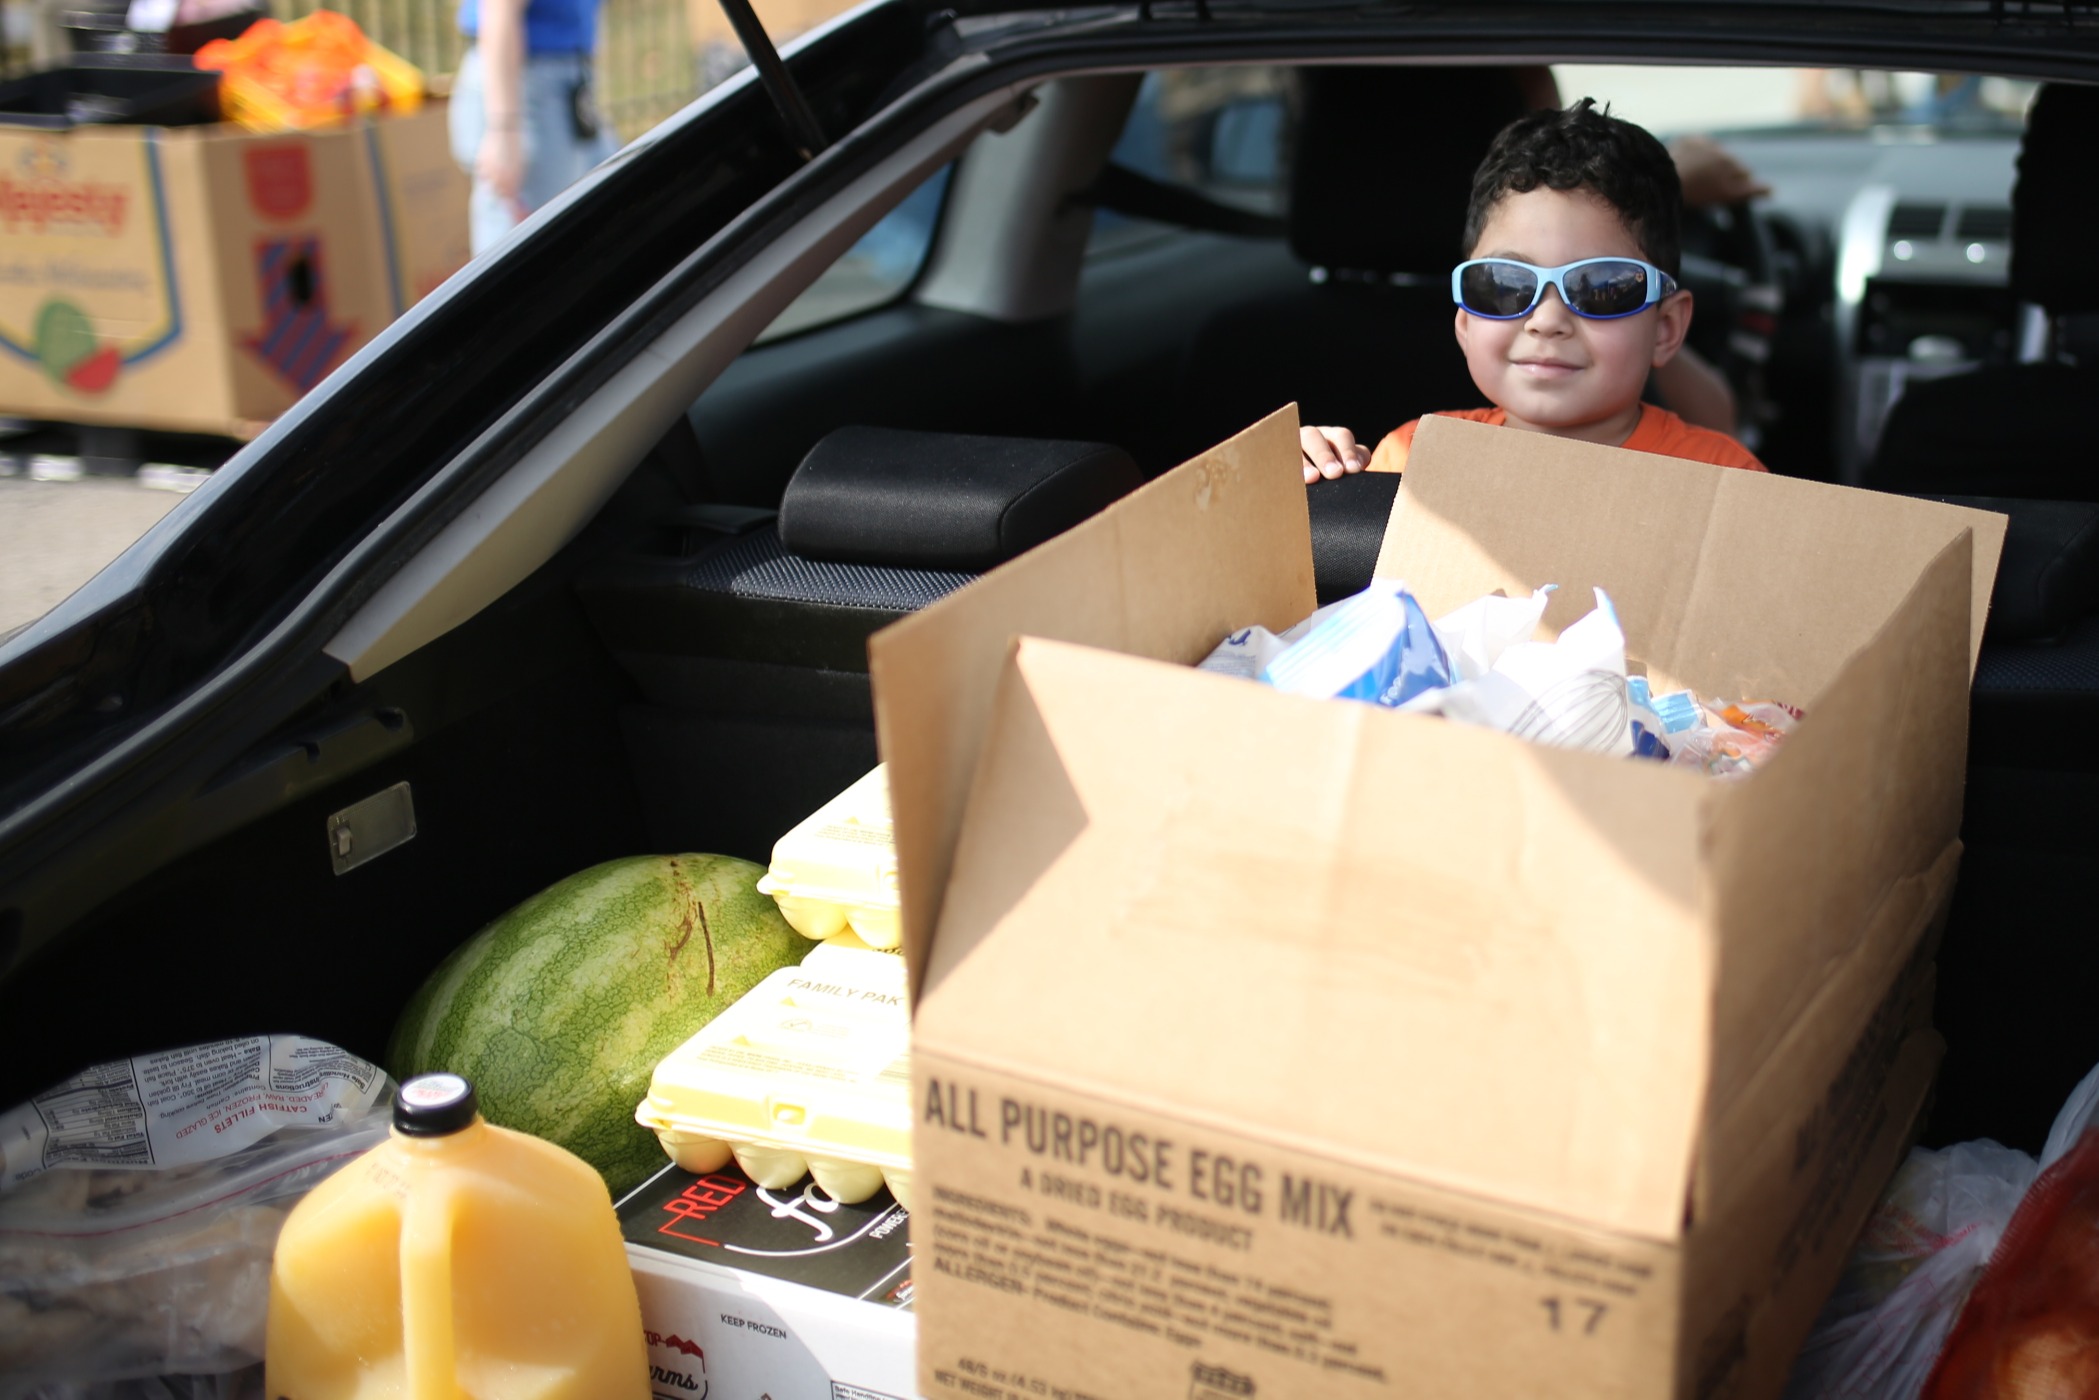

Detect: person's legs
[453,49,615,254]
[449,46,524,255]
[517,54,616,213]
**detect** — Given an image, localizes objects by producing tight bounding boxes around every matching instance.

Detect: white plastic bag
[1403,587,1634,754]
[1426,585,1554,682]
[21,1369,263,1400]
[1785,1057,2099,1400]
[2038,1056,2099,1170]
[1784,1142,2038,1400]
[0,1038,390,1398]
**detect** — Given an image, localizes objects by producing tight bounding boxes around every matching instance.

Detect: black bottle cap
[393,1073,479,1136]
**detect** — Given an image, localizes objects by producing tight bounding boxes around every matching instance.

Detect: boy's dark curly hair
[1462,98,1682,276]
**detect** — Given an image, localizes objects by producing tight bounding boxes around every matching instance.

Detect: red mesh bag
[1922,1130,2099,1400]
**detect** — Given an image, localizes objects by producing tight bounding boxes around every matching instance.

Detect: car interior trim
[914,74,1141,321]
[322,86,1032,683]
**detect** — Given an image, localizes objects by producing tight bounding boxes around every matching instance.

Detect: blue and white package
[1259,583,1453,708]
[1627,676,1701,734]
[1627,685,1672,761]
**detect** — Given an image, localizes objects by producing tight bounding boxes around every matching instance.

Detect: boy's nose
[1528,283,1575,331]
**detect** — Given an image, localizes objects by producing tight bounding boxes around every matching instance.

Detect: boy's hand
[1301,426,1370,483]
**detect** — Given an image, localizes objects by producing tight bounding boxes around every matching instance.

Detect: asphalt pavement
[0,475,188,637]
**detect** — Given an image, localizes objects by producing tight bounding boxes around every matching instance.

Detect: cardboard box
[867,409,2007,1400]
[0,101,467,437]
[621,1163,917,1399]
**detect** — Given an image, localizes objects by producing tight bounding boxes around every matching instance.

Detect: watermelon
[387,854,809,1196]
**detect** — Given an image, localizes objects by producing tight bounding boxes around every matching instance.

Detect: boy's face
[1454,186,1693,444]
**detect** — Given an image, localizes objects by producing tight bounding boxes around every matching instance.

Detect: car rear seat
[1850,88,2099,1149]
[1865,83,2099,501]
[578,427,1141,860]
[1852,81,2099,763]
[1168,66,1529,454]
[1927,494,2099,1151]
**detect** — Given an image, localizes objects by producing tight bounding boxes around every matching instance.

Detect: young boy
[1300,99,1767,482]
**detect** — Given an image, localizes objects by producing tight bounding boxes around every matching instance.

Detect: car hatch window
[1088,67,1292,257]
[756,162,954,343]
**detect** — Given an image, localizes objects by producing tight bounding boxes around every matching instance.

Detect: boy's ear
[1651,289,1693,367]
[1454,304,1472,353]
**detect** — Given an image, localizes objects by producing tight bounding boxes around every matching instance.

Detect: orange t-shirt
[1365,404,1768,475]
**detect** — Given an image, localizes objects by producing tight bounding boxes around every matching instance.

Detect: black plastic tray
[0,56,221,130]
[61,4,267,59]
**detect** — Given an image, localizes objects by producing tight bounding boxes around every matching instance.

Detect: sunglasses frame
[1451,256,1681,321]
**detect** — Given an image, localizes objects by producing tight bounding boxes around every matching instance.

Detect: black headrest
[1921,495,2099,642]
[2013,84,2099,314]
[1306,471,1403,603]
[778,427,1142,572]
[1289,66,1532,276]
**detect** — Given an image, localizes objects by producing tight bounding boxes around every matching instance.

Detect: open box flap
[871,408,1316,1002]
[1377,416,2006,691]
[917,638,1716,1241]
[1691,531,1974,1215]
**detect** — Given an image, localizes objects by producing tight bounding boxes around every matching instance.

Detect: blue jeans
[449,46,618,254]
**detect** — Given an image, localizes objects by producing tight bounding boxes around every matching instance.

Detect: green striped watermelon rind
[387,853,812,1197]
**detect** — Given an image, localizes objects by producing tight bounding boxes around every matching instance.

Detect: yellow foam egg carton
[638,937,911,1208]
[756,764,900,950]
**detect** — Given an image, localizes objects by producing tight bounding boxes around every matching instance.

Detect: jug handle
[400,1181,458,1399]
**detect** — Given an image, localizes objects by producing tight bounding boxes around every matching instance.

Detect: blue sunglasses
[1453,257,1680,321]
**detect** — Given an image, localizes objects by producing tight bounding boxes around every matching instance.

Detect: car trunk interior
[6,406,2095,1174]
[3,57,2098,1209]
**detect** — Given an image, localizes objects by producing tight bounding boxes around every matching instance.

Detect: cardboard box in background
[364,103,474,308]
[0,101,467,438]
[621,1163,917,1399]
[868,409,2006,1400]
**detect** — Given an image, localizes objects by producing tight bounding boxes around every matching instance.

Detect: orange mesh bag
[1921,1129,2099,1399]
[194,10,422,131]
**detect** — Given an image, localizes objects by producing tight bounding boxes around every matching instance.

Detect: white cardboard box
[620,1163,916,1400]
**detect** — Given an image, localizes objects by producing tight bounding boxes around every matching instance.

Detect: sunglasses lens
[1459,261,1539,317]
[1563,260,1650,317]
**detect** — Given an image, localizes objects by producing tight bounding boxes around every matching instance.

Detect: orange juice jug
[265,1073,648,1399]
